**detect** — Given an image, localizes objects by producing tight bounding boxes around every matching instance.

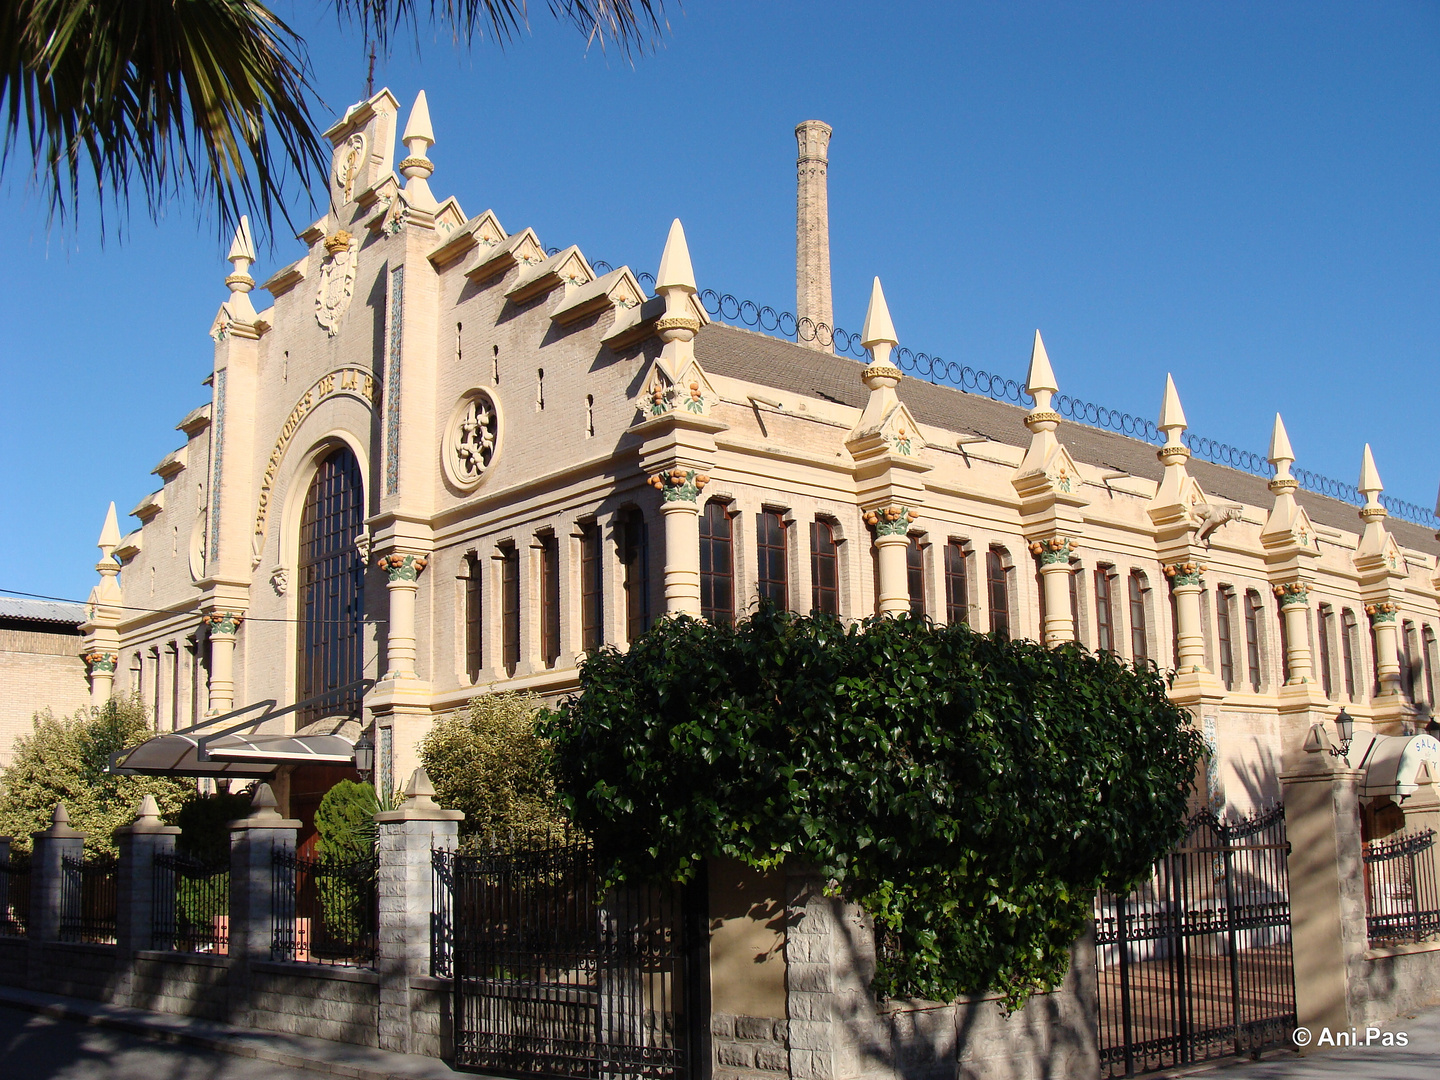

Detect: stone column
[1033,538,1077,644]
[794,120,834,352]
[650,469,708,617]
[84,652,118,707]
[29,805,84,943]
[866,507,913,617]
[1279,747,1366,1033]
[378,553,428,678]
[227,784,299,1026]
[375,768,463,1054]
[113,795,181,1006]
[1275,583,1315,685]
[1400,767,1440,900]
[1164,561,1208,673]
[203,611,243,714]
[1367,602,1403,701]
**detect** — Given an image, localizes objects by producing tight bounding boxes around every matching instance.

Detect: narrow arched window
[1216,586,1235,689]
[907,536,925,618]
[622,509,650,642]
[1342,608,1359,700]
[464,553,482,682]
[810,520,839,615]
[944,540,968,625]
[1317,603,1335,699]
[757,511,788,609]
[1424,626,1438,706]
[1128,571,1149,663]
[580,522,603,653]
[1095,566,1116,653]
[1244,589,1263,691]
[987,548,1010,639]
[699,501,734,625]
[297,446,365,724]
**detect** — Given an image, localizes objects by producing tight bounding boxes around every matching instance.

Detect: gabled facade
[85,90,1440,822]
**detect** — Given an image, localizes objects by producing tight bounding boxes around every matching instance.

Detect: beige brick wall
[0,626,89,768]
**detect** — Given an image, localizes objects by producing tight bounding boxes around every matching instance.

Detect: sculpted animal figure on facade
[1194,501,1244,545]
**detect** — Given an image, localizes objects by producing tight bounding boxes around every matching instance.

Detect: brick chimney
[795,120,834,352]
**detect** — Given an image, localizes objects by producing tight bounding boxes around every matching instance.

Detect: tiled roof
[0,596,86,626]
[696,323,1438,555]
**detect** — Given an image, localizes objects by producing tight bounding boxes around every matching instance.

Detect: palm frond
[0,0,324,240]
[337,0,667,57]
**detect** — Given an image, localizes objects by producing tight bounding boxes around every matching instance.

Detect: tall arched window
[1128,571,1149,663]
[297,447,366,725]
[699,501,734,624]
[810,520,839,615]
[987,548,1010,639]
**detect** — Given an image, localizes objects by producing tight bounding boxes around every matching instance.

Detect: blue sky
[1,1,1436,603]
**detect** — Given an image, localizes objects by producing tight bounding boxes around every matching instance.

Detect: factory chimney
[795,120,834,352]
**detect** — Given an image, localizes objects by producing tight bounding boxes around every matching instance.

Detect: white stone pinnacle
[1026,330,1058,398]
[1159,373,1187,433]
[1268,413,1295,470]
[226,216,256,264]
[860,277,898,351]
[97,502,121,556]
[402,90,434,148]
[655,219,697,294]
[1359,444,1384,500]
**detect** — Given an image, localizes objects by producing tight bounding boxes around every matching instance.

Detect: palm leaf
[336,0,667,57]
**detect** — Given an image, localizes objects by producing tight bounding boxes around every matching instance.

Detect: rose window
[446,391,500,488]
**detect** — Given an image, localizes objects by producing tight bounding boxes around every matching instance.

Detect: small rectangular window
[540,534,560,669]
[622,510,650,644]
[580,523,603,654]
[944,541,968,625]
[810,521,839,615]
[464,553,482,681]
[987,549,1010,639]
[700,501,734,624]
[757,511,788,609]
[500,544,520,676]
[907,537,925,618]
[1095,567,1115,653]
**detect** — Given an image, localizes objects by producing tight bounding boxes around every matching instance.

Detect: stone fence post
[1279,740,1367,1034]
[112,795,180,1007]
[227,783,299,1026]
[29,805,84,943]
[0,837,9,922]
[375,768,462,1054]
[1400,764,1440,884]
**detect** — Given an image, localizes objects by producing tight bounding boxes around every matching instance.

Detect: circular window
[444,390,501,490]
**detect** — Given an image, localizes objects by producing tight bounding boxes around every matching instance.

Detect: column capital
[1164,560,1207,588]
[83,650,118,675]
[1029,536,1078,566]
[1366,600,1399,625]
[864,505,914,537]
[648,467,709,504]
[377,552,428,582]
[201,610,244,636]
[1272,580,1311,609]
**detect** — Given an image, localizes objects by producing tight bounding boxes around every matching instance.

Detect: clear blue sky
[1,1,1436,604]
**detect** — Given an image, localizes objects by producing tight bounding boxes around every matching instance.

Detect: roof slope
[0,596,86,626]
[696,323,1437,554]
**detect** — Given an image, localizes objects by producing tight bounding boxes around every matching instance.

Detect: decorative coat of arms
[315,230,359,336]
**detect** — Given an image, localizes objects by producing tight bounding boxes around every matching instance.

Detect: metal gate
[1094,805,1296,1077]
[450,841,694,1080]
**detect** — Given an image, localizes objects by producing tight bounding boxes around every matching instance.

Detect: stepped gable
[695,322,1437,554]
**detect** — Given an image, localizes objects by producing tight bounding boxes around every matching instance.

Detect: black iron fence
[152,852,229,953]
[1094,805,1295,1077]
[446,838,690,1080]
[1363,828,1440,947]
[432,848,455,978]
[59,852,118,944]
[271,849,378,967]
[0,854,30,937]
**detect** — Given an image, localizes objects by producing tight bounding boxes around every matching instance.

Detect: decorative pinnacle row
[1366,601,1399,624]
[649,468,709,503]
[864,506,913,537]
[1164,561,1207,588]
[203,611,244,635]
[378,553,428,582]
[83,651,118,674]
[1273,582,1310,608]
[1029,537,1076,565]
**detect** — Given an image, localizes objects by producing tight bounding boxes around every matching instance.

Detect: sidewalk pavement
[0,985,476,1080]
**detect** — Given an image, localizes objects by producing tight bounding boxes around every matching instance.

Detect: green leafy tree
[1,0,665,237]
[0,697,194,856]
[315,778,380,861]
[420,691,570,845]
[541,608,1205,1009]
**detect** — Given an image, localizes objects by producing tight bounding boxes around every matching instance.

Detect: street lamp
[353,734,374,781]
[1332,708,1354,759]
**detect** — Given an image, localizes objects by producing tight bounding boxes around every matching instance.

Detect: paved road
[0,1006,329,1080]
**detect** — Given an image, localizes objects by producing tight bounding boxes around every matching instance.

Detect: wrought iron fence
[0,854,31,937]
[1363,828,1440,947]
[59,852,118,944]
[271,849,378,968]
[432,847,455,978]
[152,852,229,953]
[1094,805,1295,1077]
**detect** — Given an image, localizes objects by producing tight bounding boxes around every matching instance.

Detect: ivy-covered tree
[541,608,1204,1008]
[0,697,194,856]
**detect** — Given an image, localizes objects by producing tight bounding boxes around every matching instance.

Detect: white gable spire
[399,90,437,211]
[860,277,898,371]
[1159,374,1187,436]
[1359,444,1384,501]
[1268,414,1295,480]
[223,216,257,321]
[655,219,697,294]
[1026,330,1058,404]
[97,502,121,559]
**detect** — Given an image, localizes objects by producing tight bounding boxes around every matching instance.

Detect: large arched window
[297,447,366,725]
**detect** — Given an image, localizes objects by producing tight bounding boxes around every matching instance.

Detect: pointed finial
[98,502,121,558]
[52,804,70,828]
[134,794,161,825]
[1268,413,1294,470]
[860,277,898,352]
[655,219,697,294]
[398,90,437,210]
[1026,330,1058,397]
[1159,374,1188,433]
[1154,373,1191,470]
[249,783,279,817]
[1358,444,1384,500]
[223,216,257,319]
[404,767,440,810]
[227,216,256,265]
